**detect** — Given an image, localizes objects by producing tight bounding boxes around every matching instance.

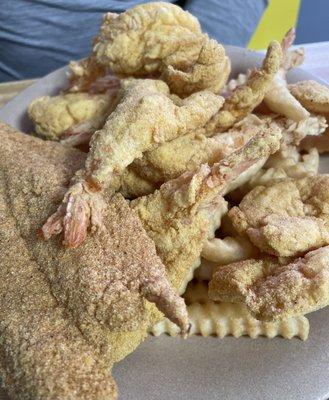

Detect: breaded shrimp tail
[205,40,282,134]
[263,28,310,121]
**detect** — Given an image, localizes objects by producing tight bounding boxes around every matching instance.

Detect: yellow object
[248,0,301,50]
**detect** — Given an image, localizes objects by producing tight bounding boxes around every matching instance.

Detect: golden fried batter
[229,175,329,257]
[0,191,118,400]
[69,3,229,97]
[263,28,310,121]
[162,37,230,97]
[41,79,222,248]
[205,40,282,133]
[120,168,158,198]
[131,125,282,296]
[130,114,266,187]
[289,80,329,115]
[209,246,329,321]
[94,3,202,75]
[0,123,189,365]
[28,91,119,141]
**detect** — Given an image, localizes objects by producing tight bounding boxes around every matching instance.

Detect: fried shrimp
[209,246,329,321]
[289,80,329,153]
[131,125,282,295]
[263,28,310,121]
[204,40,282,134]
[40,79,222,248]
[130,114,270,188]
[229,175,329,257]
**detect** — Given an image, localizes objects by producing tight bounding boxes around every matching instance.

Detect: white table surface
[294,41,329,83]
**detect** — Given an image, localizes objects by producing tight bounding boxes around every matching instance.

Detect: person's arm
[184,0,268,46]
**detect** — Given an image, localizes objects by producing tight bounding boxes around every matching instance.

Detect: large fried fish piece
[0,184,118,399]
[229,175,329,257]
[131,125,282,296]
[205,40,282,133]
[209,246,329,321]
[41,79,222,248]
[130,114,268,188]
[28,90,119,143]
[0,123,189,362]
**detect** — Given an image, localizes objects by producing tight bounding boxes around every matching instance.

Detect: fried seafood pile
[2,1,329,399]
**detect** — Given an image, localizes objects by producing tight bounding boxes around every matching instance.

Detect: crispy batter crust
[41,79,222,247]
[205,41,282,133]
[209,246,329,321]
[131,125,282,297]
[162,38,230,97]
[0,123,189,373]
[229,176,329,257]
[130,114,269,189]
[289,80,329,114]
[28,92,118,140]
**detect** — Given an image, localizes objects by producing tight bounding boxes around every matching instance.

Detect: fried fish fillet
[229,175,329,257]
[41,79,222,248]
[209,246,329,321]
[0,122,189,398]
[0,191,118,399]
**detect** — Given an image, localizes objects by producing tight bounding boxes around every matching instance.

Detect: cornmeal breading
[229,175,329,257]
[131,125,282,296]
[162,37,230,97]
[209,246,329,321]
[0,123,189,395]
[289,80,329,115]
[28,91,119,141]
[205,40,282,133]
[130,114,270,187]
[69,3,230,97]
[41,79,222,248]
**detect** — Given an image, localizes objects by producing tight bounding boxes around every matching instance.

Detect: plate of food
[0,2,329,400]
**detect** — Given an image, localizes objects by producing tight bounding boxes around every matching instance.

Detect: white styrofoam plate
[0,47,328,400]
